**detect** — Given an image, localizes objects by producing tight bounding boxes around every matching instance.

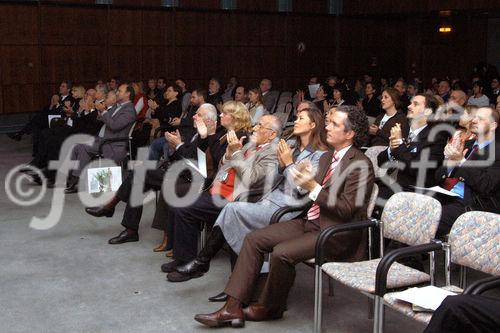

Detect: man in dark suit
[64,84,136,193]
[85,103,221,244]
[377,94,448,199]
[194,106,374,328]
[434,106,500,237]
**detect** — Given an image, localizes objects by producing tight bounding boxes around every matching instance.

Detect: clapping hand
[389,123,402,149]
[444,141,466,168]
[165,130,182,148]
[368,123,379,135]
[225,130,246,159]
[148,99,158,111]
[169,117,180,127]
[289,160,318,192]
[277,139,293,168]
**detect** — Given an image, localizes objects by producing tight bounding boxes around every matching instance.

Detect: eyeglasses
[254,123,275,132]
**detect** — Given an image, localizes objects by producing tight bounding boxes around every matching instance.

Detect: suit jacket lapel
[315,151,334,184]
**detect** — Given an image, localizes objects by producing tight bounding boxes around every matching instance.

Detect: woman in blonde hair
[71,85,86,111]
[151,101,251,253]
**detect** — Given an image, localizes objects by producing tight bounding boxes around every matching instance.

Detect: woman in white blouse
[245,88,267,125]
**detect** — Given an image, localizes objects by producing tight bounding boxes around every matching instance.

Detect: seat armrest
[374,241,443,296]
[315,219,378,266]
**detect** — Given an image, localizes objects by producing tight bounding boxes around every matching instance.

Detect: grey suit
[70,101,136,176]
[262,90,280,113]
[216,145,326,253]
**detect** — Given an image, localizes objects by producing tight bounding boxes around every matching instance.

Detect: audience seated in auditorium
[193,106,374,328]
[146,78,159,100]
[368,87,409,147]
[487,76,499,105]
[64,84,136,194]
[434,106,499,237]
[167,102,328,283]
[148,84,183,135]
[160,114,282,278]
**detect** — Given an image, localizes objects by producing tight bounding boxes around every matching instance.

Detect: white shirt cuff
[175,142,184,151]
[308,184,323,201]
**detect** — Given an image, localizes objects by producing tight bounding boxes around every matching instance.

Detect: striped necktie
[307,153,340,221]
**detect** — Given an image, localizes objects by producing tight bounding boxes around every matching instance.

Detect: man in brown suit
[194,105,375,328]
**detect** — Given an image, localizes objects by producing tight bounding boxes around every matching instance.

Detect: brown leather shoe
[243,303,283,322]
[194,297,245,328]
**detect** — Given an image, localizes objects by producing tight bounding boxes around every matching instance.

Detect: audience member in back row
[394,79,411,112]
[64,84,136,194]
[361,82,382,118]
[468,81,491,107]
[194,106,374,328]
[148,88,206,161]
[246,88,267,125]
[434,106,500,237]
[368,87,409,147]
[8,81,75,156]
[377,93,448,199]
[207,78,223,107]
[175,78,192,112]
[149,84,183,135]
[167,102,328,283]
[259,78,279,113]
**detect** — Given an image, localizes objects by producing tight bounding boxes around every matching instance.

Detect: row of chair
[313,191,499,333]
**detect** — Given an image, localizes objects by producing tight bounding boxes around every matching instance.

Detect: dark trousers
[436,195,467,238]
[170,192,228,262]
[224,218,320,313]
[117,167,166,231]
[424,295,500,333]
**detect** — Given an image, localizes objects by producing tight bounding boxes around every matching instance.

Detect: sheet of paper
[48,115,61,127]
[390,285,457,311]
[87,166,122,193]
[182,148,207,178]
[308,83,320,99]
[412,186,461,197]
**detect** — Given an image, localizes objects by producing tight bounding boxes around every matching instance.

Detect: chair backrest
[449,211,500,276]
[274,102,294,128]
[381,192,441,246]
[367,183,379,217]
[364,146,388,178]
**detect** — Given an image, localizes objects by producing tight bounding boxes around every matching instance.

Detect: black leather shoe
[161,259,184,273]
[85,206,115,218]
[64,184,78,194]
[108,230,139,244]
[208,292,228,302]
[29,174,43,186]
[176,259,210,276]
[166,271,198,282]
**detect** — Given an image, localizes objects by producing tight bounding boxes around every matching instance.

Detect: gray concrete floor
[0,134,426,333]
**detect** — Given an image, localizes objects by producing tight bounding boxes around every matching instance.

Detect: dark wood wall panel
[0,1,491,114]
[0,5,39,45]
